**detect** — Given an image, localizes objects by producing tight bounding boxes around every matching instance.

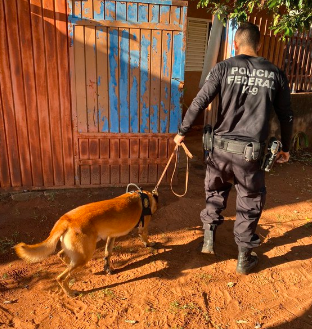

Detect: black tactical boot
[201,224,217,254]
[236,246,258,275]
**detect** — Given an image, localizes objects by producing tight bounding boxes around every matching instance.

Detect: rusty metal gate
[67,0,187,186]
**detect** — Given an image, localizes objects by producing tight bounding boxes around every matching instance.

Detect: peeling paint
[130,76,138,133]
[116,2,127,21]
[151,5,159,23]
[94,1,104,20]
[127,3,138,22]
[120,30,129,133]
[140,34,150,132]
[97,76,101,86]
[105,1,115,21]
[138,4,148,22]
[150,105,159,133]
[109,29,119,133]
[100,114,109,132]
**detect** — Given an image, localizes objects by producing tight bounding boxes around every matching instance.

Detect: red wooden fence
[0,0,74,190]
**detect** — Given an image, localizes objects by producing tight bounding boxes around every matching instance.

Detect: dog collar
[135,192,151,227]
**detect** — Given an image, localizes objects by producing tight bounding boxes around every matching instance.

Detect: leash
[153,142,193,197]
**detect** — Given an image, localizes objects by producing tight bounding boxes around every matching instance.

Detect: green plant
[292,131,309,152]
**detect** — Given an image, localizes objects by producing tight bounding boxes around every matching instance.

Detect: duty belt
[213,136,264,161]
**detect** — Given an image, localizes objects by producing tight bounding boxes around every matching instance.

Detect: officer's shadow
[257,221,312,270]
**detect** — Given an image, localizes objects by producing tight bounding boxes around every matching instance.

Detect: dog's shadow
[79,233,237,295]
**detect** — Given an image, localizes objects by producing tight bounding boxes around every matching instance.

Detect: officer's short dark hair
[235,22,260,50]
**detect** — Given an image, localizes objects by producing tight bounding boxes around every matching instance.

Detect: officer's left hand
[276,151,290,163]
[174,134,185,145]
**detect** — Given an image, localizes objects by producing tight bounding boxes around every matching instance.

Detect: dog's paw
[104,266,114,275]
[67,290,80,298]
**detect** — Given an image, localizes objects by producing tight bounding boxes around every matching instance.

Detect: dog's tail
[14,218,68,263]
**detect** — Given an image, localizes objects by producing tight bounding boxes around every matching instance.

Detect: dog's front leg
[103,237,115,274]
[138,216,155,247]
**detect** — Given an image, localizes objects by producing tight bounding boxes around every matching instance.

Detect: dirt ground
[1,131,312,329]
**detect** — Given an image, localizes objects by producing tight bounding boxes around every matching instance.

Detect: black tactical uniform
[179,54,293,249]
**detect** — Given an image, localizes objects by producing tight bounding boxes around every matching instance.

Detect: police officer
[174,22,293,274]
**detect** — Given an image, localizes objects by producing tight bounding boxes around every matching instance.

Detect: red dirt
[1,131,312,329]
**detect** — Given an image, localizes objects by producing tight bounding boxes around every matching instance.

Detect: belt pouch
[203,124,213,151]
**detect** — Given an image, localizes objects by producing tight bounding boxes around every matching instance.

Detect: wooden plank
[127,2,138,23]
[75,25,88,132]
[74,0,82,18]
[298,36,309,91]
[170,31,183,133]
[289,37,299,91]
[71,19,183,31]
[138,4,148,23]
[105,1,116,20]
[148,138,158,183]
[17,0,43,187]
[119,28,130,133]
[130,139,139,182]
[89,139,100,185]
[116,1,127,21]
[294,35,304,92]
[108,28,119,132]
[304,40,312,91]
[110,138,120,184]
[268,34,276,63]
[43,0,65,185]
[4,0,33,187]
[30,0,54,187]
[140,29,151,133]
[160,30,172,133]
[258,17,266,57]
[97,27,109,132]
[129,28,140,133]
[100,139,110,184]
[81,0,93,19]
[85,26,98,132]
[94,0,104,20]
[150,30,161,133]
[149,4,159,23]
[120,139,130,183]
[170,6,181,25]
[139,139,148,183]
[79,139,90,185]
[0,92,11,187]
[0,0,22,187]
[160,5,170,24]
[166,138,176,184]
[55,0,75,186]
[158,138,168,182]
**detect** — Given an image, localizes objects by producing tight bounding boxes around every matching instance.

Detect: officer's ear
[233,40,239,54]
[256,42,261,53]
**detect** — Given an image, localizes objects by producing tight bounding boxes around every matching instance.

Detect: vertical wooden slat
[158,138,168,182]
[140,29,151,133]
[258,17,266,57]
[298,36,309,91]
[129,28,140,133]
[268,34,276,63]
[82,0,93,19]
[149,4,159,23]
[75,25,88,132]
[148,138,158,183]
[97,27,109,132]
[120,139,129,184]
[17,0,43,187]
[89,139,100,185]
[160,30,172,133]
[94,0,104,20]
[304,41,312,91]
[289,37,299,91]
[0,92,11,187]
[100,139,110,184]
[170,6,180,25]
[3,0,32,187]
[74,0,82,18]
[43,0,64,185]
[85,26,98,132]
[108,28,119,133]
[139,139,148,183]
[105,1,116,21]
[79,139,90,185]
[130,139,139,183]
[127,2,138,23]
[116,1,126,21]
[294,35,304,92]
[30,0,54,187]
[150,30,161,133]
[0,0,22,187]
[160,5,170,24]
[110,138,120,184]
[138,4,148,23]
[55,0,75,186]
[119,28,130,133]
[170,31,183,133]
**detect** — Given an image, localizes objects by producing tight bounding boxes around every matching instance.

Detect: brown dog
[14,190,158,297]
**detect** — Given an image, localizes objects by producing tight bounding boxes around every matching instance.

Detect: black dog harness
[135,192,152,227]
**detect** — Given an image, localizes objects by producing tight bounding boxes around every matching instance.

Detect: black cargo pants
[200,147,266,248]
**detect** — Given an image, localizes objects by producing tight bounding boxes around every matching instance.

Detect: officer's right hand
[276,151,290,163]
[174,134,185,145]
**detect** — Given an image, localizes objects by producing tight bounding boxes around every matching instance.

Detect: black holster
[203,124,213,152]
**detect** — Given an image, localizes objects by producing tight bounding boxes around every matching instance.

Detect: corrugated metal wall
[0,0,74,190]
